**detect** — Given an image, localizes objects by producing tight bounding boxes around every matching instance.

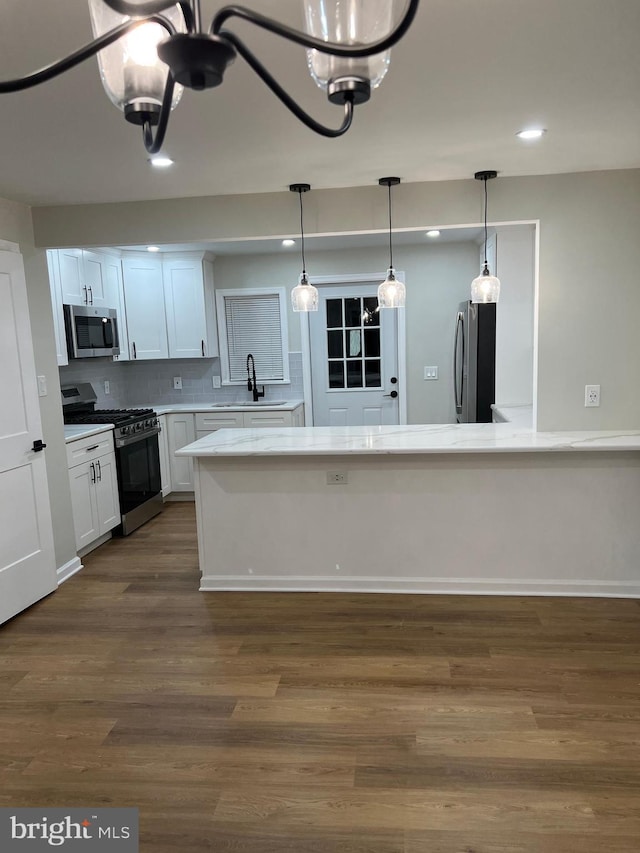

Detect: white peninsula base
[179,425,640,598]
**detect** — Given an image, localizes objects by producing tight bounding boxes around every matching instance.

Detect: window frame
[215,287,290,386]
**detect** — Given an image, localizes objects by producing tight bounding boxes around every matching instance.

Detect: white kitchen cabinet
[101,250,130,362]
[163,253,218,359]
[67,432,121,553]
[157,415,171,498]
[195,411,244,439]
[166,413,196,492]
[46,249,68,366]
[122,254,169,360]
[57,248,108,307]
[244,406,304,428]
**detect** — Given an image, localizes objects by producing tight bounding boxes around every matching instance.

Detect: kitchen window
[215,288,290,385]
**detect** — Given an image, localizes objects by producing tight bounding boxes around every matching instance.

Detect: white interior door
[0,249,56,624]
[309,283,400,426]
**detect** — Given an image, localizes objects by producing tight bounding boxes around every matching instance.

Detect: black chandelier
[0,0,419,154]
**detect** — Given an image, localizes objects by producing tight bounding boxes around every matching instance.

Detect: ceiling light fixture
[149,155,173,166]
[0,0,419,154]
[147,245,160,251]
[377,177,405,309]
[290,183,318,312]
[471,170,500,304]
[516,128,546,140]
[426,229,440,238]
[282,239,295,247]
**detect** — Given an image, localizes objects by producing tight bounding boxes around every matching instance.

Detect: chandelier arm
[141,74,175,154]
[211,0,419,57]
[221,31,354,138]
[0,15,176,94]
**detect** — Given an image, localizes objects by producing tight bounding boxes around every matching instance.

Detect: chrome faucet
[246,353,265,402]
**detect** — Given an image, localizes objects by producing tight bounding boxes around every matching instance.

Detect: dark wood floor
[1,503,640,851]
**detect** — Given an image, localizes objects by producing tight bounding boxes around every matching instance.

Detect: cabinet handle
[85,444,100,452]
[201,339,205,357]
[96,459,102,481]
[88,286,93,305]
[132,342,137,359]
[90,462,96,483]
[82,285,88,304]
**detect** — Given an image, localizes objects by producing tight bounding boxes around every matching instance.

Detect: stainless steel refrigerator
[454,301,496,423]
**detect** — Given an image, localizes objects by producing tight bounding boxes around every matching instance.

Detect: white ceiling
[0,0,639,207]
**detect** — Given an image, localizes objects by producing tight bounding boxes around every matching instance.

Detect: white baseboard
[57,557,83,586]
[165,493,195,502]
[199,575,640,598]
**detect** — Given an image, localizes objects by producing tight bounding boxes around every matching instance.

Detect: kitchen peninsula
[177,423,640,598]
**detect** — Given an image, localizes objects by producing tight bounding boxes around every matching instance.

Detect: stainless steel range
[61,383,163,535]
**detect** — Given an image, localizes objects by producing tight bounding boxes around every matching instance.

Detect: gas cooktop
[64,408,155,427]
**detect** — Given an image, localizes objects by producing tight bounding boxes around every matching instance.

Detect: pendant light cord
[298,189,307,277]
[387,181,394,269]
[483,176,488,267]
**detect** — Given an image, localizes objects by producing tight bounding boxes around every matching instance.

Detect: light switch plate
[212,376,221,389]
[424,366,438,380]
[37,375,47,397]
[104,380,110,395]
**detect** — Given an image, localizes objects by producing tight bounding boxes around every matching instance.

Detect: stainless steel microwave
[63,304,120,359]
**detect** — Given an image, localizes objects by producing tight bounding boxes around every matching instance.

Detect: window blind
[223,293,284,381]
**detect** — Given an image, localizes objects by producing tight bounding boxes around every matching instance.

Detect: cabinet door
[166,414,195,491]
[157,416,171,497]
[58,248,86,305]
[243,411,293,428]
[102,255,129,361]
[69,462,99,550]
[163,259,208,358]
[122,257,168,360]
[94,453,121,534]
[195,412,244,432]
[82,251,107,307]
[46,250,68,366]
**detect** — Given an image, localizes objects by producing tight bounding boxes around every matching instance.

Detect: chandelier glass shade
[471,169,501,304]
[0,0,419,154]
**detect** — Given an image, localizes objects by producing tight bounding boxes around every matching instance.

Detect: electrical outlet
[585,384,600,407]
[212,375,221,389]
[104,380,110,395]
[173,376,183,390]
[327,471,348,485]
[424,366,438,380]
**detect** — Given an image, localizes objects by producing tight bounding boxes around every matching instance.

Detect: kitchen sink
[209,400,288,408]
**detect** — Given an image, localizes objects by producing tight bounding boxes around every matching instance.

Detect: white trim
[201,575,640,598]
[57,556,83,585]
[0,240,20,253]
[300,272,407,426]
[532,220,540,430]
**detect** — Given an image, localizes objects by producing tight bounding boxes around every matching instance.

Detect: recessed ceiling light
[426,230,441,238]
[516,128,546,140]
[147,246,160,252]
[282,239,295,247]
[149,156,174,167]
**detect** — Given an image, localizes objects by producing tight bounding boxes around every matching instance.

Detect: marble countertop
[64,424,114,443]
[135,400,304,415]
[175,422,640,457]
[491,404,534,427]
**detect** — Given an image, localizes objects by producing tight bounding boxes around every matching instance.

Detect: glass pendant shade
[291,273,319,312]
[303,0,396,91]
[378,268,405,308]
[88,0,186,113]
[471,268,501,303]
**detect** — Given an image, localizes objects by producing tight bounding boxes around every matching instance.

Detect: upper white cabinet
[58,248,108,307]
[121,255,169,360]
[163,254,218,359]
[46,250,68,366]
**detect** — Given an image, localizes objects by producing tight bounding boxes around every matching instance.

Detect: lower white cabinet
[67,432,121,552]
[166,413,196,492]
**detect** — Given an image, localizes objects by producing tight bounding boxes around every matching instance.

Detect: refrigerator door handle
[454,311,465,412]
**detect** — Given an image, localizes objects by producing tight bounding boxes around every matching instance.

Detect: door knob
[383,390,398,399]
[390,376,398,384]
[32,439,47,452]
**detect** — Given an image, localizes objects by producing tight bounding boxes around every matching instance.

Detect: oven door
[115,433,161,515]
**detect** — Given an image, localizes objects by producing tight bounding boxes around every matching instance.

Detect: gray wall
[33,168,640,431]
[214,241,478,424]
[0,197,76,571]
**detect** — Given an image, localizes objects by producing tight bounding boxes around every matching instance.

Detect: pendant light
[471,170,501,303]
[377,177,405,309]
[290,183,318,312]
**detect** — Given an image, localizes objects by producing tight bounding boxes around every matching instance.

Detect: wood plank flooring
[1,503,640,852]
